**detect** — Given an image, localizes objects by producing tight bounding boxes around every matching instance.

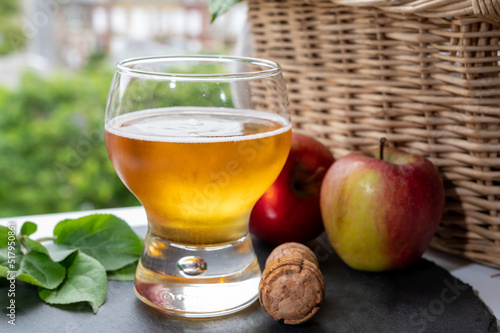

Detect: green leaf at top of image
[38,251,108,313]
[16,251,66,289]
[20,221,37,236]
[209,0,243,22]
[53,214,143,271]
[107,260,138,281]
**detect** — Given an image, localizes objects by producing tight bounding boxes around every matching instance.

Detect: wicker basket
[247,0,500,268]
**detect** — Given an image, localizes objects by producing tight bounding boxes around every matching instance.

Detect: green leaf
[20,235,49,256]
[0,265,8,277]
[38,251,107,313]
[54,214,143,271]
[17,251,65,289]
[0,245,65,290]
[0,226,9,247]
[107,261,137,281]
[209,0,243,22]
[0,249,6,267]
[44,243,78,262]
[20,221,37,236]
[0,242,22,271]
[0,224,14,247]
[10,236,71,289]
[0,265,16,283]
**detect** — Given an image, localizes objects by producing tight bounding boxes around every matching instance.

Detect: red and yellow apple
[250,132,335,245]
[320,141,445,271]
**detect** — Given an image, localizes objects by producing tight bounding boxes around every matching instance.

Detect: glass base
[134,232,261,318]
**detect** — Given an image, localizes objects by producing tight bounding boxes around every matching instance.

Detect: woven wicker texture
[247,0,500,268]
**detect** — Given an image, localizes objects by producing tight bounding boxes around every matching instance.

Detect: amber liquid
[105,108,291,245]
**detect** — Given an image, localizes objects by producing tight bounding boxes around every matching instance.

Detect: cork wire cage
[246,0,500,268]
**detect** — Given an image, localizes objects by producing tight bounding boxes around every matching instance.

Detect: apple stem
[379,137,387,160]
[302,167,325,187]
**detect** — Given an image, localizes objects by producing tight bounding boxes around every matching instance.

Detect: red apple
[250,132,335,244]
[320,139,445,271]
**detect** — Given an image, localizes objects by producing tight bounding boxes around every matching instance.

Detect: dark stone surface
[1,227,497,333]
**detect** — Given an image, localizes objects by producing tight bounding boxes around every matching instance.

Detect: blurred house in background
[51,0,246,68]
[1,0,247,86]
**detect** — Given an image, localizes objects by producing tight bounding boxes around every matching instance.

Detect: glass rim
[115,55,282,81]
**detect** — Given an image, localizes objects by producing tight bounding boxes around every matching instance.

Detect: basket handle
[331,0,500,26]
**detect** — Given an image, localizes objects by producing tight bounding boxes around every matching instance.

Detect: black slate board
[1,226,497,333]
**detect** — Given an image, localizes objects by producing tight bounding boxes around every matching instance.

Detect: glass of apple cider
[104,55,291,317]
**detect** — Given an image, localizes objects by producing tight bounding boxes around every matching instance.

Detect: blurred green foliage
[0,0,27,55]
[119,77,234,114]
[0,0,19,14]
[0,59,139,218]
[0,56,237,218]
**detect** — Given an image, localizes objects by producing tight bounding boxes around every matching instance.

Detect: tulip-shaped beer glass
[105,55,291,317]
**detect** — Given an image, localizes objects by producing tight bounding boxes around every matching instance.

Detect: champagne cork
[265,242,320,268]
[259,242,325,325]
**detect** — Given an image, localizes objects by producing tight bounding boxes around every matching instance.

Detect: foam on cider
[105,107,291,143]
